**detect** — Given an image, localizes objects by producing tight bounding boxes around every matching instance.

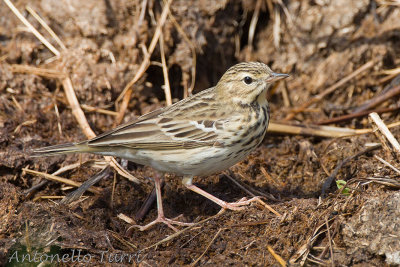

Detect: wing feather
[83,87,233,150]
[86,115,223,150]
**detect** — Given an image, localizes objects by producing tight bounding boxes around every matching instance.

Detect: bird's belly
[133,145,249,176]
[133,138,261,176]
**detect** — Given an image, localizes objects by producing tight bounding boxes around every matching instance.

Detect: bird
[32,62,289,231]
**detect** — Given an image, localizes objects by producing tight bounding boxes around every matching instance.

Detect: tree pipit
[32,62,289,231]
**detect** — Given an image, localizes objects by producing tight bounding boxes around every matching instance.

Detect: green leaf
[336,180,350,195]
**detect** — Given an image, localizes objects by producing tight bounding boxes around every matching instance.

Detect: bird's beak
[266,72,289,83]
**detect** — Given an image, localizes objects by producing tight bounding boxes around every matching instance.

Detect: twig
[224,173,281,216]
[353,85,400,113]
[247,0,262,58]
[111,172,117,208]
[115,0,172,125]
[107,230,138,250]
[265,0,274,14]
[26,161,86,196]
[81,104,119,116]
[268,122,360,137]
[4,0,60,56]
[280,82,291,108]
[50,88,62,136]
[358,176,400,188]
[163,0,197,97]
[298,217,336,265]
[260,166,282,188]
[10,96,23,113]
[376,0,400,7]
[269,121,400,137]
[379,72,400,84]
[267,245,287,267]
[316,106,400,125]
[272,6,281,49]
[25,5,67,51]
[325,218,335,267]
[118,213,134,224]
[285,60,374,120]
[23,168,102,194]
[25,180,49,196]
[62,77,95,138]
[308,254,329,265]
[374,125,393,156]
[11,64,65,79]
[190,228,223,266]
[159,31,172,106]
[318,220,340,261]
[138,0,148,26]
[54,162,84,175]
[109,158,140,183]
[380,66,400,76]
[369,112,400,153]
[14,119,36,134]
[374,155,400,175]
[59,166,111,204]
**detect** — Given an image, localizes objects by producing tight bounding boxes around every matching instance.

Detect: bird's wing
[85,89,230,150]
[86,114,224,150]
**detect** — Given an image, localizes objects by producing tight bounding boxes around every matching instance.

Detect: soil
[1,0,400,266]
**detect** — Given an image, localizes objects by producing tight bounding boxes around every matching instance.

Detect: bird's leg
[183,176,260,211]
[134,178,164,221]
[130,173,194,231]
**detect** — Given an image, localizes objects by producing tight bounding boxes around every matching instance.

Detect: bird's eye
[243,76,253,85]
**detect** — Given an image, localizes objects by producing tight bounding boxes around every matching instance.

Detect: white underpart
[136,145,239,176]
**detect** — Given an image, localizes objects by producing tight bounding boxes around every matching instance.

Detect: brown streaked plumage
[32,62,289,231]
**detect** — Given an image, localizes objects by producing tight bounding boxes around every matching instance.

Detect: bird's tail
[31,142,89,157]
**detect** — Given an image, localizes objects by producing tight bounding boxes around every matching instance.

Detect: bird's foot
[184,183,261,211]
[219,196,261,211]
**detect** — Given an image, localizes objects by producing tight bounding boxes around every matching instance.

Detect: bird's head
[216,62,289,106]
